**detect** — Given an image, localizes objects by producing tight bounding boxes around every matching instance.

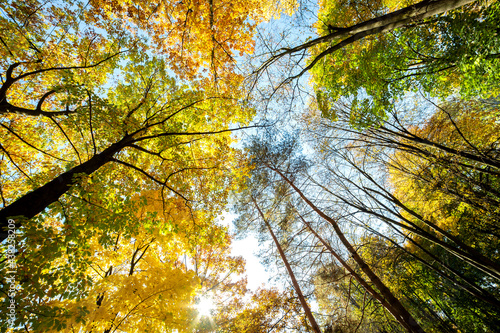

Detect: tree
[241,134,425,333]
[299,95,500,330]
[304,97,500,278]
[0,56,254,240]
[0,0,304,237]
[312,0,500,126]
[213,288,306,333]
[0,0,300,331]
[1,189,252,332]
[254,0,499,126]
[0,0,297,109]
[0,0,134,118]
[252,197,322,333]
[234,138,323,332]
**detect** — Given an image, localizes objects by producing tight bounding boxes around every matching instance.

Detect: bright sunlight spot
[196,296,214,317]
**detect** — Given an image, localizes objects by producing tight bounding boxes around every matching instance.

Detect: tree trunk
[0,135,133,240]
[279,0,474,57]
[327,0,475,41]
[334,157,500,280]
[252,198,323,333]
[259,0,476,75]
[267,165,425,333]
[296,212,415,328]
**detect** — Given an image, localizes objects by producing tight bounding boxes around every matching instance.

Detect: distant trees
[238,0,500,330]
[231,91,500,331]
[236,135,425,332]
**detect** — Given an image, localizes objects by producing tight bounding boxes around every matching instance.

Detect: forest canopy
[1,0,499,332]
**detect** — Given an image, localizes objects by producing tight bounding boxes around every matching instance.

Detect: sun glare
[196,297,214,317]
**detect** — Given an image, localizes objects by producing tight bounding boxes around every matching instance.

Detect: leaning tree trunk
[295,212,420,327]
[267,164,425,333]
[0,135,133,241]
[259,0,476,75]
[317,0,476,44]
[252,198,322,333]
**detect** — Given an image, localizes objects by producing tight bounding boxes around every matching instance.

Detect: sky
[231,235,271,290]
[219,212,272,291]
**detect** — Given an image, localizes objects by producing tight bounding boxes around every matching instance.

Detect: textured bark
[258,0,476,76]
[321,0,476,43]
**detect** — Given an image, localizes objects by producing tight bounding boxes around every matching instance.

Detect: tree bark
[321,0,475,43]
[266,164,425,333]
[258,0,476,76]
[0,135,133,240]
[252,197,322,333]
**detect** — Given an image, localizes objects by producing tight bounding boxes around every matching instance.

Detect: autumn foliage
[2,0,499,332]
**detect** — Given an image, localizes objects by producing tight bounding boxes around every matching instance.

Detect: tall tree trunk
[266,164,425,333]
[341,162,500,280]
[296,212,415,328]
[374,124,500,171]
[252,197,323,333]
[259,0,476,76]
[0,135,133,240]
[366,222,500,308]
[322,0,476,43]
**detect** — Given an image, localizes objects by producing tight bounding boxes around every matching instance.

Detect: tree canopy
[1,0,499,332]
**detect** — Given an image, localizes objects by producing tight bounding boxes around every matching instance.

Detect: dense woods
[1,0,499,332]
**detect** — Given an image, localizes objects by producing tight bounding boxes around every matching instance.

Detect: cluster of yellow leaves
[213,288,305,333]
[388,100,500,240]
[45,232,199,333]
[389,147,462,233]
[85,0,297,83]
[0,0,302,331]
[0,114,68,204]
[0,1,122,113]
[2,185,250,332]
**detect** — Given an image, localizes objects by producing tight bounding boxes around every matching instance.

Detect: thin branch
[0,123,69,162]
[15,50,129,81]
[47,116,82,164]
[110,158,192,203]
[0,143,33,182]
[133,124,263,143]
[86,90,97,155]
